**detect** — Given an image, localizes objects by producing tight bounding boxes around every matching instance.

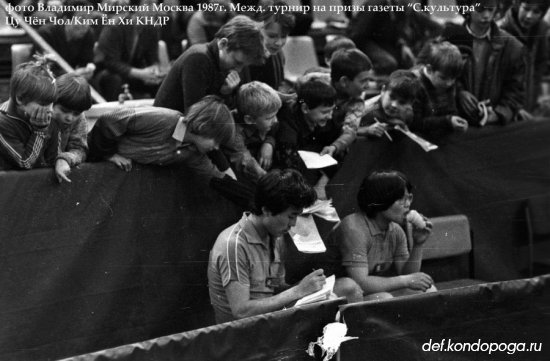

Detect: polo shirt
[333,212,409,275]
[208,213,286,322]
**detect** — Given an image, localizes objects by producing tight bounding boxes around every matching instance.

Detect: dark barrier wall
[64,298,346,361]
[339,275,550,361]
[328,121,550,281]
[0,163,241,360]
[2,121,550,360]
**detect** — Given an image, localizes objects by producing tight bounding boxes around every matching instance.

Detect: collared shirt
[465,23,492,40]
[89,106,224,180]
[208,213,286,322]
[332,212,409,275]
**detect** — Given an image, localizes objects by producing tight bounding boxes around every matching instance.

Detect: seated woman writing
[328,170,437,300]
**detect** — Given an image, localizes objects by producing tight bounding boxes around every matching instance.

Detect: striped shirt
[208,213,286,322]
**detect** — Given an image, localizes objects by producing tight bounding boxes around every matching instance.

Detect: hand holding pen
[373,118,393,141]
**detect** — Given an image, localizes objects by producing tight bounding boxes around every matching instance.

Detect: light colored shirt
[331,212,409,275]
[208,213,286,322]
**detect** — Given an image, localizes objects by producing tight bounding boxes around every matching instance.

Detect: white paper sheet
[298,151,338,169]
[395,126,439,152]
[290,214,327,253]
[295,275,335,306]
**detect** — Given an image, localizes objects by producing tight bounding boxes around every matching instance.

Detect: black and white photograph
[0,0,548,360]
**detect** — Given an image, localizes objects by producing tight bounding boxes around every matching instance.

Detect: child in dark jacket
[330,48,374,131]
[52,73,93,183]
[275,75,355,197]
[410,39,469,136]
[0,58,57,170]
[442,0,525,126]
[498,0,549,116]
[358,70,421,138]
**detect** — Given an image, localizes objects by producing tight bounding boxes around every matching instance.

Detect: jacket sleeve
[87,108,134,160]
[263,124,277,148]
[57,115,88,166]
[0,125,49,169]
[494,40,526,124]
[330,122,356,154]
[224,129,265,182]
[274,118,304,171]
[181,52,214,110]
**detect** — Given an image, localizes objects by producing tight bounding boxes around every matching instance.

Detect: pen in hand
[374,117,393,141]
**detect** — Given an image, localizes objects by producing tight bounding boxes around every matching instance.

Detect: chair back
[11,43,34,73]
[422,214,472,260]
[282,36,319,83]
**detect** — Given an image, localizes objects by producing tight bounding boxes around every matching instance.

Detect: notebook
[295,275,335,306]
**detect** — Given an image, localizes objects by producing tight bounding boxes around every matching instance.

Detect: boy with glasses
[323,170,435,300]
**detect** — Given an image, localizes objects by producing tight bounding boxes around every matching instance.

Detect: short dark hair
[357,170,412,218]
[324,36,356,62]
[254,168,317,215]
[416,39,464,79]
[385,70,422,104]
[258,1,295,36]
[55,73,93,112]
[215,15,265,64]
[186,95,235,146]
[296,76,336,109]
[330,48,373,83]
[516,0,550,14]
[10,57,56,105]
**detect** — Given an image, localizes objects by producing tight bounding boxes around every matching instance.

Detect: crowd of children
[2,0,549,324]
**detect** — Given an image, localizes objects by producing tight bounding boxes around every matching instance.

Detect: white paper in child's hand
[298,151,338,169]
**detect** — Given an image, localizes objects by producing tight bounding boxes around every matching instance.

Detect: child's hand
[320,145,336,156]
[29,105,53,130]
[132,67,164,86]
[75,66,94,80]
[366,122,387,137]
[450,115,468,132]
[220,70,241,95]
[458,91,479,118]
[486,106,499,124]
[516,109,534,122]
[404,272,433,291]
[55,158,72,183]
[406,215,433,246]
[108,153,132,172]
[400,44,415,65]
[259,143,273,170]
